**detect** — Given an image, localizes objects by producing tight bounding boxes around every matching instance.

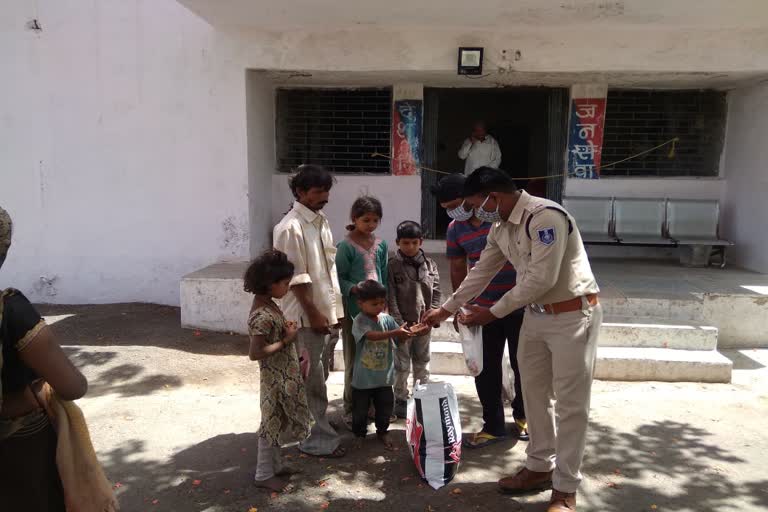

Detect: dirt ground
[39,303,768,512]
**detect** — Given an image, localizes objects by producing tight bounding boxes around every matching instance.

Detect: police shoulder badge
[537,227,556,245]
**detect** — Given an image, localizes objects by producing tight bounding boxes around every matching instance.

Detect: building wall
[270,175,422,249]
[564,177,724,200]
[722,84,768,273]
[3,0,768,306]
[0,0,249,305]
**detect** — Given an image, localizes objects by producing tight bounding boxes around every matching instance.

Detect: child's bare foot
[377,432,395,451]
[254,476,293,493]
[353,437,364,449]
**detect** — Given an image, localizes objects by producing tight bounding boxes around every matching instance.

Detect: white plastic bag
[501,343,515,402]
[456,307,483,377]
[406,381,462,490]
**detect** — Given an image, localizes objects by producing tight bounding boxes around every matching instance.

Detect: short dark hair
[429,173,466,203]
[396,220,423,241]
[289,164,335,200]
[356,279,387,301]
[462,167,518,197]
[346,196,383,231]
[243,250,294,294]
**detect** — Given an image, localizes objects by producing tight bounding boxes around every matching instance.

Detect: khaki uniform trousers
[518,301,602,493]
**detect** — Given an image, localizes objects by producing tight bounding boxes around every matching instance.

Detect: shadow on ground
[99,413,768,511]
[63,346,185,398]
[39,303,248,356]
[581,420,768,511]
[721,349,766,371]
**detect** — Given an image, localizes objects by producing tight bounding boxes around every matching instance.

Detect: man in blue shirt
[431,173,527,447]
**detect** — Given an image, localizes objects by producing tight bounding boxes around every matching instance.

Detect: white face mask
[475,195,502,223]
[445,201,474,221]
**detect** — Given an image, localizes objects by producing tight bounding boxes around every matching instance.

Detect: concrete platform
[180,257,766,382]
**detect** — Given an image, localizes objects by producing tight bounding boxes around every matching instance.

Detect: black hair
[355,279,387,301]
[396,220,423,241]
[462,166,518,197]
[243,249,294,295]
[345,196,383,231]
[289,164,335,200]
[429,173,466,203]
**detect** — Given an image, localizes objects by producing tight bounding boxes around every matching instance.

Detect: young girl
[245,250,312,493]
[335,196,388,423]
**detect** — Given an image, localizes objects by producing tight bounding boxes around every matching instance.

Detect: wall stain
[221,216,248,255]
[34,275,58,298]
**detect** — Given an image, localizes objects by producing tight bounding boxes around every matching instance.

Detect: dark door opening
[421,87,567,239]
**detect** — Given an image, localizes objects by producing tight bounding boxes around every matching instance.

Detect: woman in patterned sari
[245,249,312,493]
[0,205,88,511]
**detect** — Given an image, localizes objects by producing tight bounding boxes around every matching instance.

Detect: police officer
[422,167,602,512]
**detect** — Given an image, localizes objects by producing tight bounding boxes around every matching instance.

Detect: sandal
[463,431,508,449]
[514,420,530,442]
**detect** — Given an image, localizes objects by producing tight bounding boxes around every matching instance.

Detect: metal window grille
[276,88,392,174]
[601,90,726,177]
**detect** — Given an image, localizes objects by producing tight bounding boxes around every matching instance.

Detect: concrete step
[333,344,732,383]
[599,318,718,350]
[433,316,719,351]
[594,347,732,383]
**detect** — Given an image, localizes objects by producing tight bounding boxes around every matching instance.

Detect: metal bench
[614,198,675,245]
[562,196,618,243]
[666,199,733,268]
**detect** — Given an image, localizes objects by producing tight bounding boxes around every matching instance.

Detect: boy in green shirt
[351,280,412,449]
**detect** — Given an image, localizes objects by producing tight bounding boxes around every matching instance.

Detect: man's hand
[459,304,498,327]
[421,307,452,327]
[307,308,331,335]
[408,322,432,337]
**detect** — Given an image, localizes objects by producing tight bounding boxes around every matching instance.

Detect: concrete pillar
[246,71,277,257]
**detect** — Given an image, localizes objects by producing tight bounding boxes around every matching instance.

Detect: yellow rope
[372,136,680,181]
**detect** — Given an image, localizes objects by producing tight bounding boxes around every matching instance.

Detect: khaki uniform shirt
[273,202,344,327]
[443,191,599,318]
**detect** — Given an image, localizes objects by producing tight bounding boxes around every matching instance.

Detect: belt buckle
[530,303,547,314]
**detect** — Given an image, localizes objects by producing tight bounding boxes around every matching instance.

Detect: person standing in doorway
[273,164,346,459]
[430,174,528,447]
[422,167,602,512]
[458,121,502,175]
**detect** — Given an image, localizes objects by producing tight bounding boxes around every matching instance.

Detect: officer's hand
[421,307,451,326]
[459,304,498,327]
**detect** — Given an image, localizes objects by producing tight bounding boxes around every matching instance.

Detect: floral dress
[248,303,311,445]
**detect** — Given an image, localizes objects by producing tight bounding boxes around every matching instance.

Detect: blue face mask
[475,195,502,223]
[446,201,474,221]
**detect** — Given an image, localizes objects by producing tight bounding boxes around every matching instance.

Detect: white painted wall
[0,0,249,305]
[722,84,768,273]
[564,177,724,200]
[3,0,768,307]
[246,72,276,257]
[271,175,422,249]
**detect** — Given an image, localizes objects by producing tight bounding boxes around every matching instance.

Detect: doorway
[421,87,568,238]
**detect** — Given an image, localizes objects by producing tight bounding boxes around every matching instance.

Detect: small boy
[387,221,442,419]
[351,279,412,450]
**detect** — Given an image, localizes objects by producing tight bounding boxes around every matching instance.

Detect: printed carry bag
[405,381,462,489]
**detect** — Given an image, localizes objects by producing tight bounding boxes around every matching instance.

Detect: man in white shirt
[273,164,346,458]
[458,121,502,175]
